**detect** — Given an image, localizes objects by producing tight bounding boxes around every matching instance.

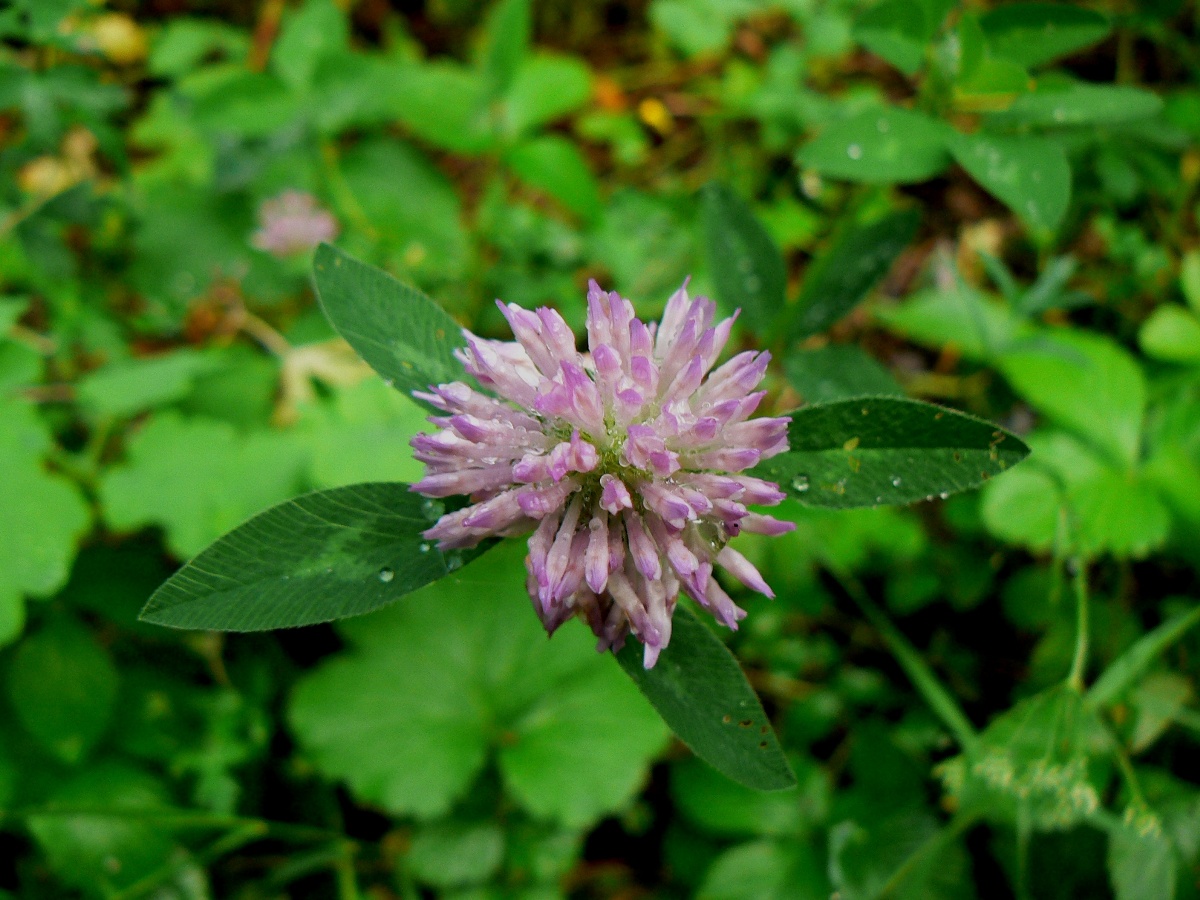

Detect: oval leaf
[979,3,1110,68]
[752,396,1030,508]
[313,244,467,405]
[950,132,1071,236]
[702,182,787,335]
[141,483,483,630]
[617,605,796,791]
[995,82,1164,127]
[797,107,953,185]
[789,207,920,340]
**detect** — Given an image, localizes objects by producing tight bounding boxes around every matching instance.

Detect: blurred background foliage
[1,0,1200,896]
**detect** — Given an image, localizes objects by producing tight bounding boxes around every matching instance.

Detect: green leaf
[312,244,468,405]
[408,821,506,889]
[481,0,531,99]
[999,330,1145,468]
[340,138,470,281]
[854,0,929,76]
[388,62,496,154]
[949,132,1071,235]
[502,54,592,138]
[1087,605,1200,710]
[698,840,828,900]
[616,605,795,791]
[0,399,90,645]
[996,82,1164,127]
[141,482,480,631]
[8,619,118,764]
[0,295,27,333]
[797,107,953,185]
[876,282,1025,362]
[752,397,1030,509]
[1108,813,1177,900]
[702,182,787,335]
[1139,305,1200,364]
[272,0,348,91]
[981,429,1169,558]
[1128,672,1192,753]
[979,3,1111,69]
[789,208,920,339]
[25,764,181,893]
[1181,250,1200,315]
[950,684,1106,829]
[100,413,308,559]
[672,755,829,838]
[1014,255,1085,317]
[828,810,974,900]
[76,349,218,418]
[505,135,602,222]
[784,345,904,404]
[288,541,668,825]
[298,379,429,489]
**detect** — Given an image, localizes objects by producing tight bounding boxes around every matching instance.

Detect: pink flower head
[251,190,339,257]
[411,281,794,667]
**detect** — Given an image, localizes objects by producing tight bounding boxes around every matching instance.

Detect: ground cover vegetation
[1,0,1199,897]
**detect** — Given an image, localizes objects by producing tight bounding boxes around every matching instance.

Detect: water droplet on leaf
[378,568,395,583]
[847,144,863,160]
[419,542,431,553]
[791,475,810,493]
[891,476,902,487]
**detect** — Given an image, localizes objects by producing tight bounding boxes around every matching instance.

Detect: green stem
[110,822,267,900]
[879,811,978,898]
[1016,801,1033,900]
[334,841,361,900]
[1109,731,1148,809]
[833,568,978,752]
[1067,560,1090,693]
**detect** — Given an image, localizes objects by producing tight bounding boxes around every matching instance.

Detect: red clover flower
[411,282,794,667]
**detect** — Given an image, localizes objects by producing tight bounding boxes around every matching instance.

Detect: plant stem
[1067,560,1090,693]
[879,811,978,898]
[833,568,978,752]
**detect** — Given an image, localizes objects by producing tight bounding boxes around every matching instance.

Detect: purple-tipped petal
[410,277,791,667]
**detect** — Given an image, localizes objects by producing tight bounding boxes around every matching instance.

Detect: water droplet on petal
[378,568,395,583]
[791,475,810,493]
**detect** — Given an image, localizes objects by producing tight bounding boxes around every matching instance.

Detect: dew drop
[891,476,902,487]
[939,491,950,500]
[876,118,890,133]
[383,378,395,388]
[419,542,431,553]
[791,475,810,493]
[446,554,463,571]
[378,568,395,583]
[420,498,445,521]
[847,144,863,160]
